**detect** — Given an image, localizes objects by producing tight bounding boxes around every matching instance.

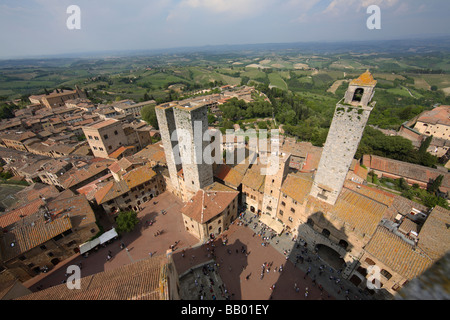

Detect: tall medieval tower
[155,103,183,195]
[309,70,377,205]
[262,152,291,219]
[173,103,214,196]
[156,102,214,201]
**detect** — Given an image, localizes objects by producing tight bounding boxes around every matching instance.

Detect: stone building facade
[83,119,128,158]
[181,183,239,241]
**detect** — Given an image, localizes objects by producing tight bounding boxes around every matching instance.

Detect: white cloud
[323,0,400,15]
[167,0,275,21]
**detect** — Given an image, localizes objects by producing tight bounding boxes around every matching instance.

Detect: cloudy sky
[0,0,449,59]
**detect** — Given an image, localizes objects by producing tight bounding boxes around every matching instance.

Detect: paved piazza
[24,191,368,300]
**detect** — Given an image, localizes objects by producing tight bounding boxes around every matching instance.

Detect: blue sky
[0,0,449,58]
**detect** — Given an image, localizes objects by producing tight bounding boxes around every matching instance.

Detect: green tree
[419,135,433,155]
[115,211,139,233]
[427,175,444,194]
[208,114,217,125]
[141,104,159,129]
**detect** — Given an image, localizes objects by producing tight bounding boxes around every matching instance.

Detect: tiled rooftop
[17,256,171,300]
[181,187,238,224]
[280,174,313,204]
[365,226,433,280]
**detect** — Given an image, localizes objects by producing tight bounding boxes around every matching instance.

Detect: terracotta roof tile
[329,188,388,237]
[123,165,157,189]
[17,256,172,300]
[417,206,450,260]
[181,188,238,224]
[365,226,433,280]
[416,106,450,126]
[215,164,244,188]
[365,155,450,190]
[350,70,377,87]
[242,166,266,192]
[1,214,72,261]
[0,198,44,228]
[281,174,313,204]
[343,180,395,207]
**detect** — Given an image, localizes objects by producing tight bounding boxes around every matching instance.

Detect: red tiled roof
[215,164,245,188]
[364,155,450,189]
[108,146,135,159]
[365,226,433,280]
[330,188,389,237]
[88,119,119,129]
[17,256,172,300]
[1,214,72,261]
[281,174,313,204]
[0,199,44,228]
[181,189,238,224]
[123,164,157,189]
[417,206,450,260]
[416,106,450,126]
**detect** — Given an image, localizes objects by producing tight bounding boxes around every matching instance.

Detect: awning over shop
[99,228,118,244]
[259,214,284,235]
[79,237,100,255]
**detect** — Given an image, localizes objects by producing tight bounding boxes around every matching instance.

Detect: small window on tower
[352,88,364,102]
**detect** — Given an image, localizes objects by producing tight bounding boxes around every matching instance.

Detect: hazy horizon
[1,0,450,59]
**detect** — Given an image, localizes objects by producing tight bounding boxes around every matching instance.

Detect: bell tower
[309,71,377,205]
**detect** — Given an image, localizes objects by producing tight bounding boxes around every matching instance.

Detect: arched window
[339,240,349,249]
[321,229,330,238]
[307,218,314,227]
[352,88,364,102]
[365,258,376,266]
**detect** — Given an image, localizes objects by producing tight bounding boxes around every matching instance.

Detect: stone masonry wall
[310,104,372,205]
[155,106,182,193]
[174,106,213,194]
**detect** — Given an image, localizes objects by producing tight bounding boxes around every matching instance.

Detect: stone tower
[156,101,214,201]
[261,152,291,219]
[173,103,214,196]
[155,103,183,194]
[309,70,377,205]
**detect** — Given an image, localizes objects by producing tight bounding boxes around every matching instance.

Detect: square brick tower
[309,70,377,205]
